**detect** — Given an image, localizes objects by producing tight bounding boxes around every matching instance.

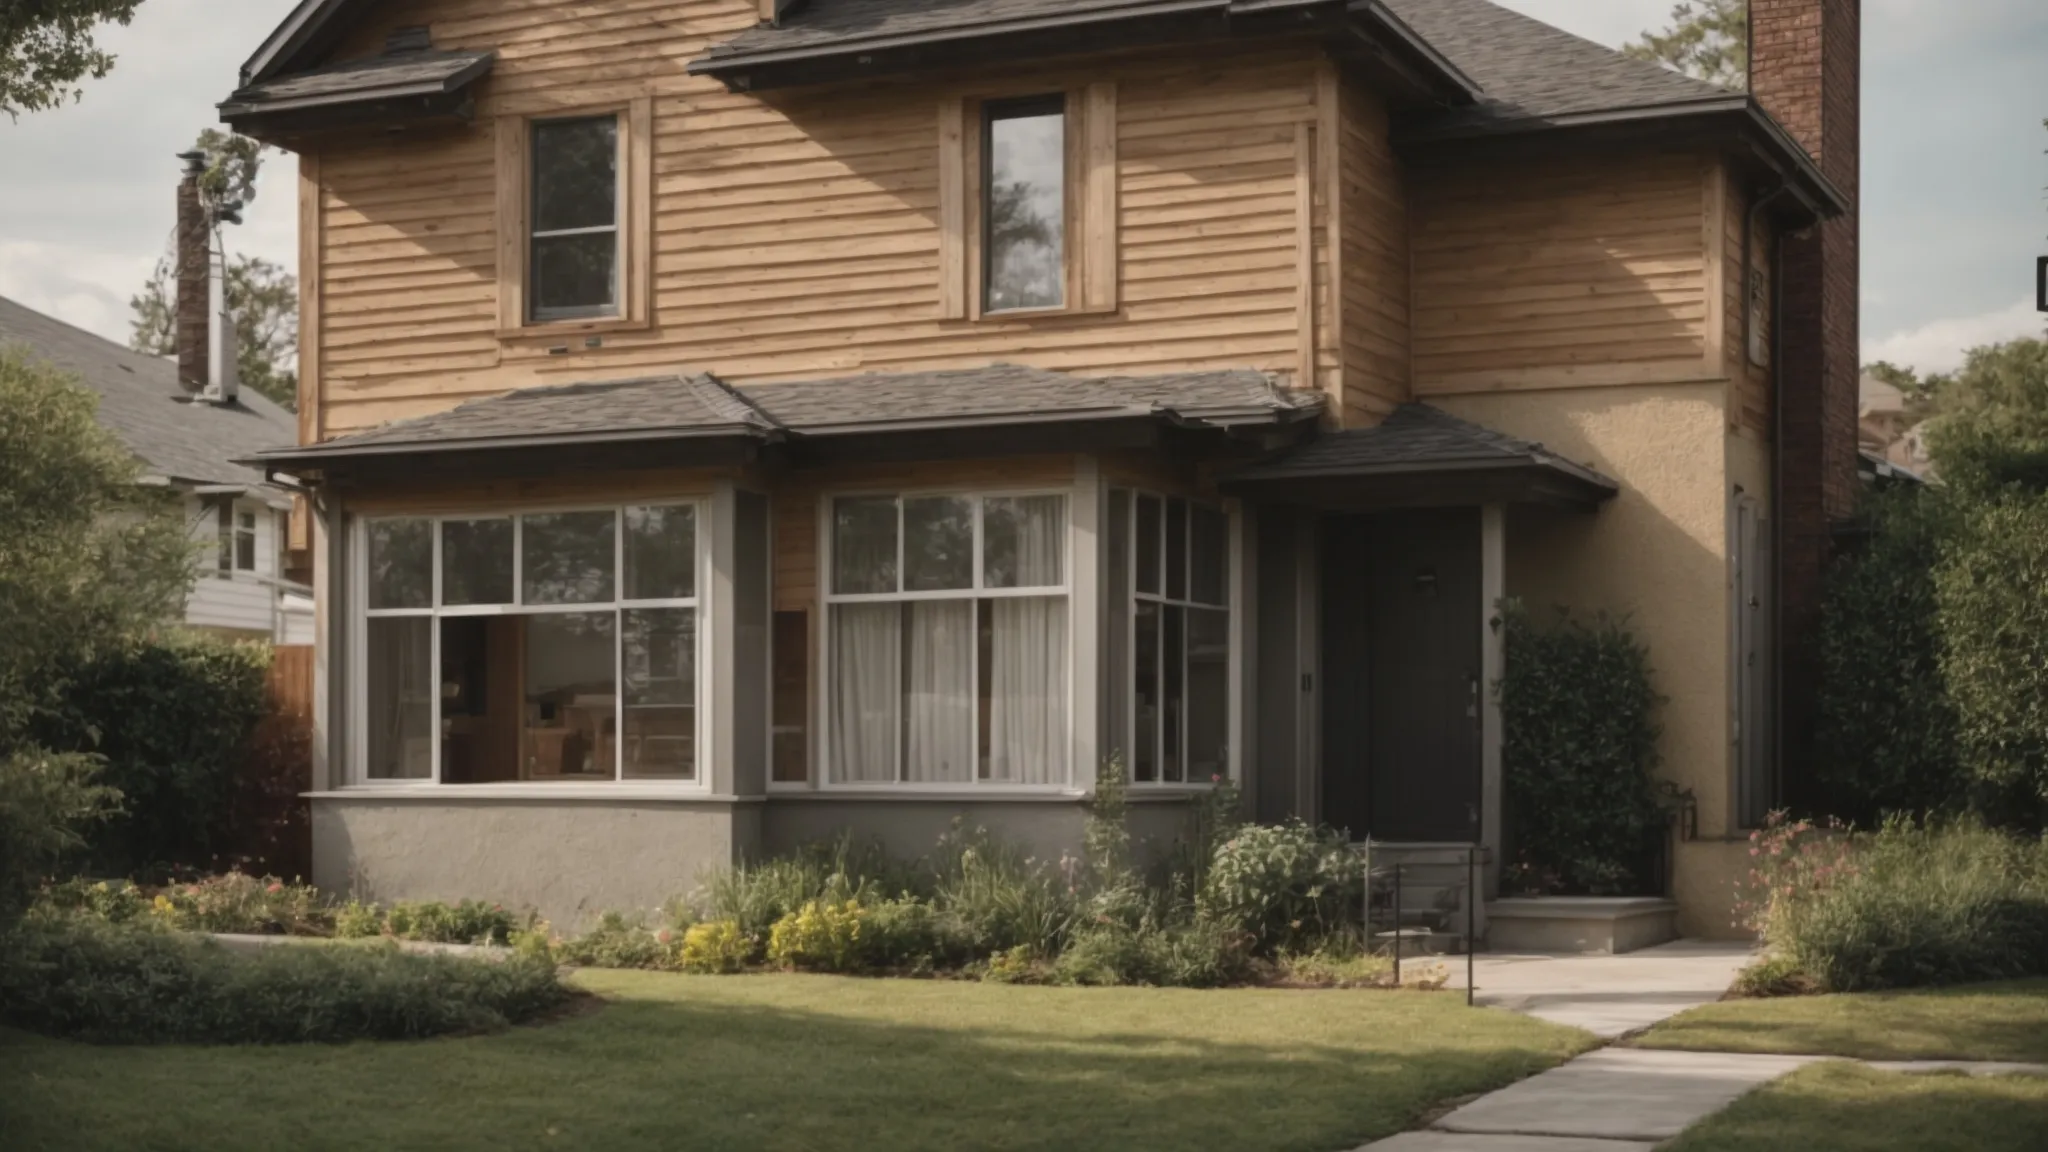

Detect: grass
[0,969,1593,1152]
[1631,978,2048,1063]
[1662,1062,2048,1152]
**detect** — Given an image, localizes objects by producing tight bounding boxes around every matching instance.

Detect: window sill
[496,313,651,342]
[308,786,747,803]
[771,787,1087,802]
[967,303,1118,325]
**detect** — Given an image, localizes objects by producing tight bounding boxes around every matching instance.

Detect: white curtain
[905,601,974,783]
[986,496,1065,588]
[831,604,899,782]
[987,597,1067,784]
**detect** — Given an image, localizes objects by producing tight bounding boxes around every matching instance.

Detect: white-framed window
[217,503,258,577]
[1108,489,1232,786]
[821,490,1071,788]
[353,503,706,788]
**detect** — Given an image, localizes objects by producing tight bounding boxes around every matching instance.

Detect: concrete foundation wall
[760,798,1196,865]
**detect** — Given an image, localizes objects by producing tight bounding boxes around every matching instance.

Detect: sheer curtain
[988,598,1067,784]
[906,601,974,783]
[831,604,899,782]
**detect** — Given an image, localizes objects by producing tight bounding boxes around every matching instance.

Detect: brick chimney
[175,151,211,394]
[1750,0,1861,806]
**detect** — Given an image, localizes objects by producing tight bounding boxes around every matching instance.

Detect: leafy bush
[695,835,886,942]
[1814,487,1966,824]
[382,899,517,946]
[333,900,382,939]
[1276,938,1393,989]
[147,872,330,936]
[37,878,147,924]
[1052,921,1251,988]
[0,918,567,1044]
[1937,496,2048,829]
[927,827,1078,956]
[1497,603,1670,895]
[678,920,750,974]
[1923,338,2048,495]
[1198,820,1362,955]
[0,750,117,924]
[1755,818,2048,992]
[861,897,973,973]
[767,900,867,973]
[552,911,686,971]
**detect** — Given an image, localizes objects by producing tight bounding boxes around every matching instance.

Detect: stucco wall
[312,798,753,929]
[761,798,1197,867]
[1433,383,1744,938]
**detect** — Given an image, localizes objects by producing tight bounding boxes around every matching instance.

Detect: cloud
[0,239,159,343]
[1864,299,2046,373]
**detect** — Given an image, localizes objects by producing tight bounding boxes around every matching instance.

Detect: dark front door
[1321,508,1482,843]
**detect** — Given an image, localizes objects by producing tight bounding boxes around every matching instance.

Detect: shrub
[553,911,686,971]
[1813,487,1966,824]
[0,750,117,924]
[382,899,517,946]
[978,944,1042,984]
[678,920,751,974]
[928,826,1078,956]
[1198,820,1362,954]
[1276,938,1393,989]
[333,900,382,939]
[1497,603,1671,895]
[1937,496,2048,829]
[36,878,148,924]
[861,898,973,973]
[694,834,887,941]
[767,900,867,973]
[0,918,567,1044]
[148,872,330,937]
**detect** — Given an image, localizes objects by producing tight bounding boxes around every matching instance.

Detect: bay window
[823,492,1070,787]
[356,504,703,786]
[1109,490,1232,785]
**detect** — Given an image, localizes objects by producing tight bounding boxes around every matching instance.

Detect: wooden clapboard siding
[1410,152,1713,395]
[1336,75,1409,424]
[307,0,1328,439]
[1724,167,1775,439]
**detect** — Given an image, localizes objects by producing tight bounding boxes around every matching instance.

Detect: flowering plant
[1732,810,1856,939]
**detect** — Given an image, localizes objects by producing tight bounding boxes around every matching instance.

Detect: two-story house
[225,0,1861,938]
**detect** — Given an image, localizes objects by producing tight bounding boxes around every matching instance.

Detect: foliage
[1813,487,1966,823]
[0,918,566,1044]
[1051,921,1251,988]
[1497,603,1671,896]
[1276,937,1394,989]
[333,900,382,939]
[0,346,192,751]
[1083,754,1132,880]
[383,899,518,946]
[1733,812,1858,939]
[36,877,148,923]
[767,900,867,973]
[694,833,886,943]
[677,920,750,974]
[0,752,118,923]
[1636,977,2048,1063]
[147,872,329,937]
[1936,494,2048,828]
[1752,818,2048,993]
[1924,339,2048,496]
[926,824,1078,957]
[1622,0,1749,89]
[32,634,271,875]
[861,897,973,973]
[0,0,140,115]
[550,911,686,971]
[1197,820,1363,955]
[1863,360,1946,427]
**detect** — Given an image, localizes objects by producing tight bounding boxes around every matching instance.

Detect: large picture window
[824,492,1070,787]
[1110,490,1231,785]
[357,505,702,786]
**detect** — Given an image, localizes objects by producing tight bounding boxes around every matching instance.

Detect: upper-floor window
[530,115,621,322]
[983,95,1065,313]
[217,504,257,577]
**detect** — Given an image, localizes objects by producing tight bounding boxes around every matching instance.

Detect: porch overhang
[219,47,494,147]
[1218,403,1619,512]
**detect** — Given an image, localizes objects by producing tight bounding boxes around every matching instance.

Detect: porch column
[1480,503,1505,894]
[1070,456,1102,792]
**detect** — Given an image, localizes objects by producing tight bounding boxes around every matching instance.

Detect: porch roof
[1219,403,1619,512]
[243,364,1322,478]
[220,46,493,142]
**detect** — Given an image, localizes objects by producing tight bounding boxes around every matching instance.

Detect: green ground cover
[1632,979,2048,1063]
[1662,1062,2048,1152]
[0,969,1594,1152]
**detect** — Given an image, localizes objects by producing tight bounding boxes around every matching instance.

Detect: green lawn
[1631,979,2048,1063]
[1662,1062,2048,1152]
[0,970,1594,1152]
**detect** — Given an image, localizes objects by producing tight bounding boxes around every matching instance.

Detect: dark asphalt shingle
[0,295,298,488]
[701,0,1202,60]
[1228,403,1617,489]
[221,48,492,115]
[307,374,778,451]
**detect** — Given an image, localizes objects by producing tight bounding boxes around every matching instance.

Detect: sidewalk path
[1444,940,1754,1038]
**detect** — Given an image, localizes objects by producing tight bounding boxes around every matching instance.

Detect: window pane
[521,611,617,780]
[216,504,233,576]
[625,505,696,601]
[772,610,809,784]
[831,603,900,782]
[905,600,974,783]
[531,232,617,319]
[832,497,898,595]
[903,496,974,592]
[366,518,432,610]
[365,617,432,780]
[438,617,521,784]
[1165,498,1189,602]
[1187,608,1229,784]
[442,518,514,606]
[1163,603,1185,783]
[1135,495,1161,595]
[982,596,1067,784]
[1191,506,1228,607]
[236,513,257,571]
[532,116,617,233]
[983,495,1066,589]
[984,98,1065,312]
[522,511,616,605]
[624,608,696,780]
[1134,601,1159,783]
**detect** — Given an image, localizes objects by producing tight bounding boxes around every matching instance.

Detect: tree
[1863,360,1948,426]
[0,344,194,753]
[1924,339,2048,495]
[1,0,142,116]
[1623,0,1749,90]
[129,130,299,410]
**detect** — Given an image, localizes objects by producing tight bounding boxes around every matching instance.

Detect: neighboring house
[223,0,1861,937]
[0,296,313,645]
[1858,372,1936,480]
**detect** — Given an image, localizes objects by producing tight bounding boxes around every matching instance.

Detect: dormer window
[529,115,621,322]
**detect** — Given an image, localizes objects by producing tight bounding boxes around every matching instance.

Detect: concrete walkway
[1444,939,1755,1038]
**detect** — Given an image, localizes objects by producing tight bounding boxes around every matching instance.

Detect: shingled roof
[221,47,493,119]
[0,295,297,490]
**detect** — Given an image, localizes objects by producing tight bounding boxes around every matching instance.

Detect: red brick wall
[1751,0,1861,804]
[175,159,210,394]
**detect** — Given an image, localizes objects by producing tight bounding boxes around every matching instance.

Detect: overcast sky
[1,0,2043,373]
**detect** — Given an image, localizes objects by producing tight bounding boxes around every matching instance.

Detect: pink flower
[266,883,283,894]
[656,929,673,944]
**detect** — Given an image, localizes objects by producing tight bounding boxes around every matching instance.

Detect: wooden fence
[268,644,314,718]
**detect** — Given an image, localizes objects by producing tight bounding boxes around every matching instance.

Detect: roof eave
[242,0,360,85]
[239,423,775,470]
